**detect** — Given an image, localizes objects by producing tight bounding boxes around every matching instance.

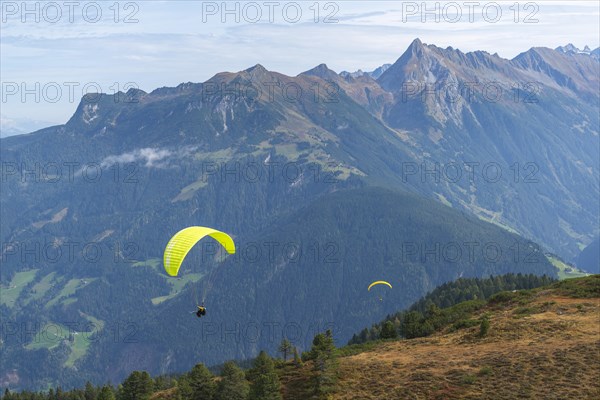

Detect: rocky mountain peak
[300,63,340,81]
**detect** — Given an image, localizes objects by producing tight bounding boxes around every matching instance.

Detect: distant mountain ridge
[340,63,392,79]
[577,237,600,274]
[555,43,599,58]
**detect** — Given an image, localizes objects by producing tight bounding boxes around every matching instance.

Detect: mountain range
[0,39,598,390]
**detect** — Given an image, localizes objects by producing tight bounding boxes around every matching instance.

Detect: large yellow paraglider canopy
[368,281,392,291]
[163,226,235,277]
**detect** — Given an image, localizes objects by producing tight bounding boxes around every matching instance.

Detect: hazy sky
[1,0,599,133]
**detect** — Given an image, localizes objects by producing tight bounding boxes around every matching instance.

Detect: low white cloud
[98,146,196,169]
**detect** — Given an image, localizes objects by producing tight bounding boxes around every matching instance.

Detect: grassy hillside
[278,275,600,399]
[548,255,590,280]
[0,270,38,308]
[348,273,556,345]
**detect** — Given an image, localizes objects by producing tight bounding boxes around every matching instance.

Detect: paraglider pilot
[196,305,206,318]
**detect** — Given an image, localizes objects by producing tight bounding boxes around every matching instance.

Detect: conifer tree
[278,338,292,361]
[187,363,216,400]
[310,330,338,398]
[380,321,398,339]
[97,386,116,400]
[120,371,153,400]
[247,351,282,400]
[215,361,249,400]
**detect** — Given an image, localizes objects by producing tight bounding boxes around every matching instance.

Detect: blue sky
[1,0,599,135]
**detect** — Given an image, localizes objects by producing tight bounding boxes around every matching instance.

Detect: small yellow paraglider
[368,280,392,301]
[367,281,392,291]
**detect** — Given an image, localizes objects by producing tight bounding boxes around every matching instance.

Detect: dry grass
[151,387,178,399]
[281,290,600,399]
